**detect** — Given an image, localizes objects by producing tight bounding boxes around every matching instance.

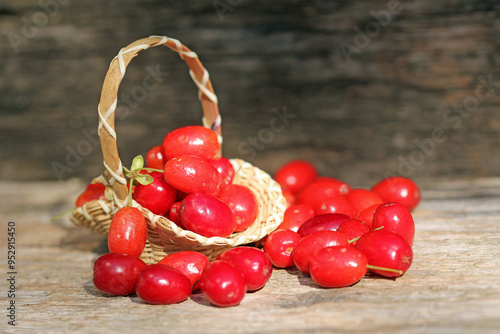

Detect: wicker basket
[71,35,286,264]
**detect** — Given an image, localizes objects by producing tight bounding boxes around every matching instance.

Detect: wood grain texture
[1,0,500,186]
[0,178,499,333]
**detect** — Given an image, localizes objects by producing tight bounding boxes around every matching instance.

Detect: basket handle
[98,35,221,203]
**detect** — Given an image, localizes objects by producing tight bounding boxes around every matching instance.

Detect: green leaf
[135,174,154,186]
[131,155,144,171]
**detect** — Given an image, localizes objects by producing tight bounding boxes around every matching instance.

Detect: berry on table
[199,260,247,307]
[277,204,315,232]
[372,202,415,247]
[93,253,146,296]
[337,218,372,245]
[158,251,210,291]
[135,264,192,305]
[371,176,421,211]
[263,229,302,268]
[345,188,384,214]
[297,213,350,237]
[296,177,351,209]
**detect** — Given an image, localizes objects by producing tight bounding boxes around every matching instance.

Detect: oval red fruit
[164,155,220,195]
[76,183,106,207]
[93,253,146,296]
[355,230,413,278]
[263,229,302,268]
[310,246,368,288]
[371,176,421,211]
[200,260,247,307]
[135,264,192,304]
[133,171,177,216]
[337,218,372,245]
[315,195,357,217]
[277,204,315,232]
[218,184,258,232]
[372,202,415,247]
[146,145,167,170]
[274,160,318,194]
[108,207,147,257]
[296,178,351,209]
[180,193,236,238]
[162,125,219,161]
[345,189,384,214]
[208,157,235,190]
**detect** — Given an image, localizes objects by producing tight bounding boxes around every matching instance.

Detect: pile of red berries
[77,126,420,307]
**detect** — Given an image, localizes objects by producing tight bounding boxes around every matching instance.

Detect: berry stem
[366,264,403,275]
[348,226,384,244]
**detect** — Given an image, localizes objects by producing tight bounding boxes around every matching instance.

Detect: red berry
[296,178,351,209]
[263,229,301,268]
[337,218,372,245]
[292,230,349,275]
[108,207,147,257]
[297,213,350,238]
[315,195,357,217]
[355,230,413,278]
[371,176,421,211]
[356,204,379,228]
[180,193,236,238]
[372,202,415,247]
[93,253,146,296]
[217,247,273,291]
[208,157,235,190]
[199,260,247,307]
[158,251,209,291]
[345,188,384,213]
[310,246,368,288]
[132,171,177,216]
[168,201,182,226]
[135,264,192,304]
[145,145,167,170]
[162,125,219,161]
[164,155,220,195]
[76,183,106,207]
[277,204,315,232]
[218,184,258,232]
[274,160,318,194]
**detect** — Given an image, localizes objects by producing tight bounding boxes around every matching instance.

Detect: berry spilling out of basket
[83,126,420,307]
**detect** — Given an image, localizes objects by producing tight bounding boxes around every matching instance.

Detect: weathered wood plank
[0,178,499,333]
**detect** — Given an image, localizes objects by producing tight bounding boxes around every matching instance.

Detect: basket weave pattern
[70,36,286,263]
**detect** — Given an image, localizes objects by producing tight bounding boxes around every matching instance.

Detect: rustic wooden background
[1,0,500,186]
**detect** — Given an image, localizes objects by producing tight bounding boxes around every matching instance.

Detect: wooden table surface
[1,177,499,334]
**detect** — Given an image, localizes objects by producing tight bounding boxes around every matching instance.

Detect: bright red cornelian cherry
[355,230,413,278]
[297,213,350,237]
[277,204,315,232]
[164,155,220,195]
[282,189,296,208]
[168,201,182,226]
[76,183,106,207]
[162,125,220,161]
[158,251,209,291]
[296,177,351,209]
[208,157,235,190]
[356,204,380,228]
[146,145,167,170]
[180,193,236,238]
[263,229,302,268]
[199,260,247,307]
[345,188,384,214]
[292,230,349,275]
[108,207,147,257]
[218,184,259,232]
[217,247,273,291]
[133,171,177,216]
[337,218,372,245]
[274,159,318,194]
[309,246,368,288]
[372,202,415,247]
[93,253,146,296]
[315,195,357,217]
[135,264,192,305]
[371,176,421,211]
